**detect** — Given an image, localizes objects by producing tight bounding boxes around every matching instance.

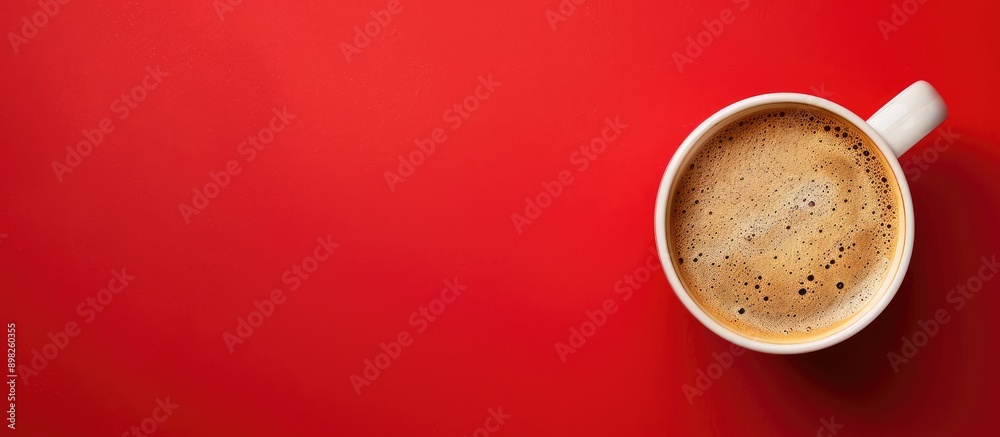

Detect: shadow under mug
[654,81,948,354]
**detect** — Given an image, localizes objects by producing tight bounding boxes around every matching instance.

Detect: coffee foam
[668,105,904,343]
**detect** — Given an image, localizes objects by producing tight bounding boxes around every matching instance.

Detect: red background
[2,0,999,435]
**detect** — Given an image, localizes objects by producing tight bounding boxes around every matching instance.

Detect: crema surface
[668,105,904,343]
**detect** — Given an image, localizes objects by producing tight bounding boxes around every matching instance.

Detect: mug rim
[653,92,915,354]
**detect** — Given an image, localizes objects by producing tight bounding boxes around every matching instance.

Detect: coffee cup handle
[865,80,948,157]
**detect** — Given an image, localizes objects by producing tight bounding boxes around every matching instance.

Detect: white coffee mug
[654,81,947,354]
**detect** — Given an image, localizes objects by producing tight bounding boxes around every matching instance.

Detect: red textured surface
[2,0,999,435]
